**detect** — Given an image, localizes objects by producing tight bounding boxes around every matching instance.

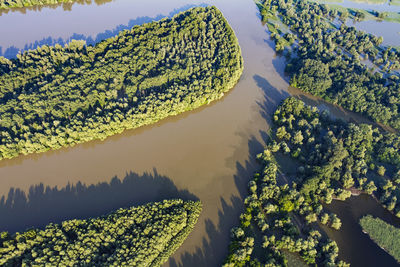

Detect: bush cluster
[0,199,202,266]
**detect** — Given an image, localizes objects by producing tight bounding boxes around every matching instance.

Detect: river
[0,0,290,266]
[0,0,399,266]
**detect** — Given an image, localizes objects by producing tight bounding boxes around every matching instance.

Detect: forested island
[0,199,202,266]
[224,97,400,266]
[259,0,400,130]
[360,215,400,262]
[0,6,243,161]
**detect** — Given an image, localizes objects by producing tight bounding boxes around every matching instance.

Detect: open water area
[0,0,399,265]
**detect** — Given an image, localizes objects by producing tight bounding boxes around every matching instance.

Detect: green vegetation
[258,0,400,130]
[360,215,400,262]
[223,148,347,266]
[0,199,202,266]
[0,0,74,10]
[0,6,243,160]
[224,97,400,266]
[309,0,400,22]
[271,98,400,215]
[283,250,309,267]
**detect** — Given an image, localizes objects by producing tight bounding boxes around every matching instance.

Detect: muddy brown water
[0,0,290,266]
[0,0,399,266]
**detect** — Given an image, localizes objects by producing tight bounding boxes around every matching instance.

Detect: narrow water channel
[323,194,400,266]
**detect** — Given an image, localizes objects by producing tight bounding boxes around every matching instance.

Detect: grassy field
[283,250,309,267]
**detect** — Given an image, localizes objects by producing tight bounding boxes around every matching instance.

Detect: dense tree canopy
[259,0,400,130]
[271,97,400,215]
[360,215,400,262]
[224,97,400,266]
[0,6,243,160]
[0,199,202,266]
[224,151,347,266]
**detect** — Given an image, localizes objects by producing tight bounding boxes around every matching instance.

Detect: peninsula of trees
[224,97,400,266]
[259,0,400,130]
[360,215,400,262]
[0,199,202,266]
[0,6,243,160]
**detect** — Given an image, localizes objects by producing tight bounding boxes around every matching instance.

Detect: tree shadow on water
[0,0,113,16]
[168,137,266,266]
[0,3,209,59]
[168,74,290,266]
[0,169,198,233]
[169,195,243,267]
[254,74,290,123]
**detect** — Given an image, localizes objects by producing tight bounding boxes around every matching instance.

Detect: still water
[0,0,399,266]
[315,0,400,12]
[323,195,400,266]
[348,20,400,47]
[0,0,290,266]
[312,0,400,47]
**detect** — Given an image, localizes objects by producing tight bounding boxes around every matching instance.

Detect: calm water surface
[0,0,289,266]
[0,0,399,266]
[323,195,400,266]
[348,20,400,47]
[316,0,400,12]
[313,0,400,47]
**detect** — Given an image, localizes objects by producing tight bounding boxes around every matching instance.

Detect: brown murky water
[0,0,289,266]
[288,86,396,132]
[0,0,399,266]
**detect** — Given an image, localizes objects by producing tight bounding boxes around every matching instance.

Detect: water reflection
[3,0,397,264]
[0,3,207,58]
